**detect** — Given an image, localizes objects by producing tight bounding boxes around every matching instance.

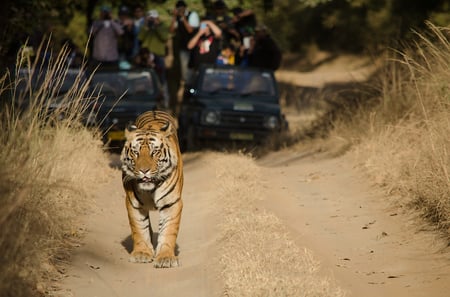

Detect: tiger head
[120,119,179,191]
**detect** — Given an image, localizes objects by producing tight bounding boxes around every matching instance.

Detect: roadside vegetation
[0,45,113,296]
[331,23,450,239]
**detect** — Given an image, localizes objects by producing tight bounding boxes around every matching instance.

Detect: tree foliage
[263,0,450,53]
[1,0,450,68]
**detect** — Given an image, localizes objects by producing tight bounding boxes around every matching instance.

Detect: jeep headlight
[203,111,221,125]
[263,116,279,130]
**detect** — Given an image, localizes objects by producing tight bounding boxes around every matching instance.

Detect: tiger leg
[125,191,154,263]
[154,199,183,268]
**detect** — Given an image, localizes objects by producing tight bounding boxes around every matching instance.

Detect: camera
[147,19,155,28]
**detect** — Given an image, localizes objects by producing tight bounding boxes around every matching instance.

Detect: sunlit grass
[0,41,113,296]
[334,22,450,238]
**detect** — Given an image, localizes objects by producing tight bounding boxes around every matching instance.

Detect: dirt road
[59,146,450,297]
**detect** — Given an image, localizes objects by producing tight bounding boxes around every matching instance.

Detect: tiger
[120,110,183,268]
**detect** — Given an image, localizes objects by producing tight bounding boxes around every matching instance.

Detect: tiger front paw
[153,254,180,268]
[129,250,154,263]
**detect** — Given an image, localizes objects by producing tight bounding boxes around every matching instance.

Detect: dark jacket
[249,34,282,71]
[188,35,221,70]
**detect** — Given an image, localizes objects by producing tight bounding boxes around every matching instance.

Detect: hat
[214,0,227,9]
[147,9,159,18]
[119,5,129,15]
[176,1,187,8]
[101,5,111,13]
[255,24,268,32]
[231,7,243,15]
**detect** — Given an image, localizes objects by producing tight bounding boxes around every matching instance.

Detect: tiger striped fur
[120,110,183,268]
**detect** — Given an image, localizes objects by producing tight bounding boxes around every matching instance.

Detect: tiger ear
[127,123,137,131]
[160,120,174,136]
[125,124,137,140]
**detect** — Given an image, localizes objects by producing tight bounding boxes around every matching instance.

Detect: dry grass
[212,153,345,297]
[0,43,112,296]
[333,23,450,238]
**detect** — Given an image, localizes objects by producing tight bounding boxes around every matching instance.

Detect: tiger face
[121,127,177,191]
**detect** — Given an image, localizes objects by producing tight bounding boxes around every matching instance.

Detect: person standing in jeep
[138,9,170,109]
[90,6,124,66]
[187,20,222,73]
[170,0,200,84]
[248,24,282,71]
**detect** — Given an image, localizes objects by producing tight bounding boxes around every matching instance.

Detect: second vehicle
[177,65,288,151]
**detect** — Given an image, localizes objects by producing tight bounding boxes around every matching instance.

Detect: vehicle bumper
[195,126,273,142]
[107,130,126,142]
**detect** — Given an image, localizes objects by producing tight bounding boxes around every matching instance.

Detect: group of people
[88,0,282,111]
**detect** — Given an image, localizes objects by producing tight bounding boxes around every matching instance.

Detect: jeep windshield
[91,70,157,102]
[198,66,278,102]
[14,68,86,108]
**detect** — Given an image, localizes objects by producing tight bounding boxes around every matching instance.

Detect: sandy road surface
[258,149,450,297]
[59,147,450,297]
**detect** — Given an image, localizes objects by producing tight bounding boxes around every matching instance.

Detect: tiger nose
[140,168,150,175]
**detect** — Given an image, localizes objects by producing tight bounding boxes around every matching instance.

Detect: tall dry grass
[0,43,112,296]
[212,153,345,297]
[334,22,450,238]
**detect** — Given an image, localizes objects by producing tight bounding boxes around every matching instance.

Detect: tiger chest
[134,186,157,210]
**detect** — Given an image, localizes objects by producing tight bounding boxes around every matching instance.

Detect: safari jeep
[177,65,288,151]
